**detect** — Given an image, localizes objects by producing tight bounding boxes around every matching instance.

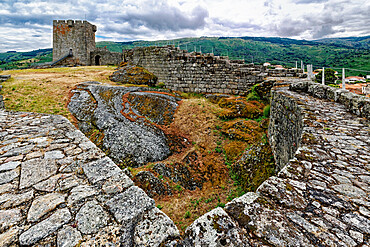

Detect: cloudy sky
[0,0,369,52]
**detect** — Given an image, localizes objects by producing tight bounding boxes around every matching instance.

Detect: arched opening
[95,55,101,65]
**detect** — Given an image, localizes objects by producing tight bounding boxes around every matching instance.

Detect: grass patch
[0,66,116,121]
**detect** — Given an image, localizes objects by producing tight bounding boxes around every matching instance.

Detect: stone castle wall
[53,20,96,65]
[90,47,123,66]
[123,46,265,95]
[268,88,303,171]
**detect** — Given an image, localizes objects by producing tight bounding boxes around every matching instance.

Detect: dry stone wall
[123,46,265,95]
[90,47,123,66]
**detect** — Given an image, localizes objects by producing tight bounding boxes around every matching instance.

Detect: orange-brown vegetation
[217,97,264,119]
[131,95,273,233]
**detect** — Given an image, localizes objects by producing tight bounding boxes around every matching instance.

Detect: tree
[315,68,337,85]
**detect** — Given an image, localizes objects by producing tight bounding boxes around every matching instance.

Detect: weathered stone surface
[20,158,58,189]
[44,150,65,159]
[82,156,121,184]
[19,208,71,246]
[134,207,179,246]
[106,186,154,224]
[102,171,133,194]
[57,174,80,191]
[68,83,180,166]
[0,190,34,209]
[76,200,109,234]
[0,161,20,172]
[33,174,64,192]
[0,227,19,247]
[109,62,158,86]
[0,208,22,231]
[67,184,98,206]
[0,168,19,185]
[332,184,366,198]
[27,193,66,222]
[184,207,249,247]
[57,225,82,247]
[80,226,121,247]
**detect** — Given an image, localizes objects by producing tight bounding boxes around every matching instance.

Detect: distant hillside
[0,49,52,70]
[314,36,370,49]
[1,36,369,76]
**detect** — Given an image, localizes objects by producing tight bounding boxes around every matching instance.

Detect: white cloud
[0,0,368,52]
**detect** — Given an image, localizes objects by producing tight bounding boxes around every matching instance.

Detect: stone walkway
[0,83,369,246]
[0,111,179,246]
[222,86,370,246]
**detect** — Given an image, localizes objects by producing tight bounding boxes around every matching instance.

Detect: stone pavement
[0,110,179,246]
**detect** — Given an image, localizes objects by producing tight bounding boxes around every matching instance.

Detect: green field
[1,36,369,76]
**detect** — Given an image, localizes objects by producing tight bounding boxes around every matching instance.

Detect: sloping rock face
[109,62,158,86]
[68,82,181,167]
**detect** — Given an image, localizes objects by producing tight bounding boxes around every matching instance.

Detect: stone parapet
[290,81,370,119]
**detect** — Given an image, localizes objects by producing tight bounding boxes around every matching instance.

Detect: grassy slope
[0,66,116,120]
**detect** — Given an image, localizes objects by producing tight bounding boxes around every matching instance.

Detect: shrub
[263,105,270,118]
[184,211,191,219]
[156,82,165,88]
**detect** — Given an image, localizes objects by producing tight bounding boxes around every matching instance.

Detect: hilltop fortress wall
[123,46,305,95]
[124,46,266,95]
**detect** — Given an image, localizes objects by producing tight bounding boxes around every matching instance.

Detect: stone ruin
[52,20,122,66]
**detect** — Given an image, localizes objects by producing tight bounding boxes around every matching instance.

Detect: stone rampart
[290,81,370,119]
[268,88,303,171]
[123,46,265,95]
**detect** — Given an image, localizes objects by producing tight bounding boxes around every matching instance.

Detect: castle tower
[53,20,97,65]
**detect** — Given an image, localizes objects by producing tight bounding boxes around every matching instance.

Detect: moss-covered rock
[109,62,158,86]
[68,82,183,167]
[231,142,275,192]
[134,171,172,198]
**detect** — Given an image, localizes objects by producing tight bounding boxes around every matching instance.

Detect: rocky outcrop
[231,142,275,192]
[109,62,158,86]
[134,171,172,198]
[68,82,182,167]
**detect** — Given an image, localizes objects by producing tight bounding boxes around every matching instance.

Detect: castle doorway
[95,55,101,65]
